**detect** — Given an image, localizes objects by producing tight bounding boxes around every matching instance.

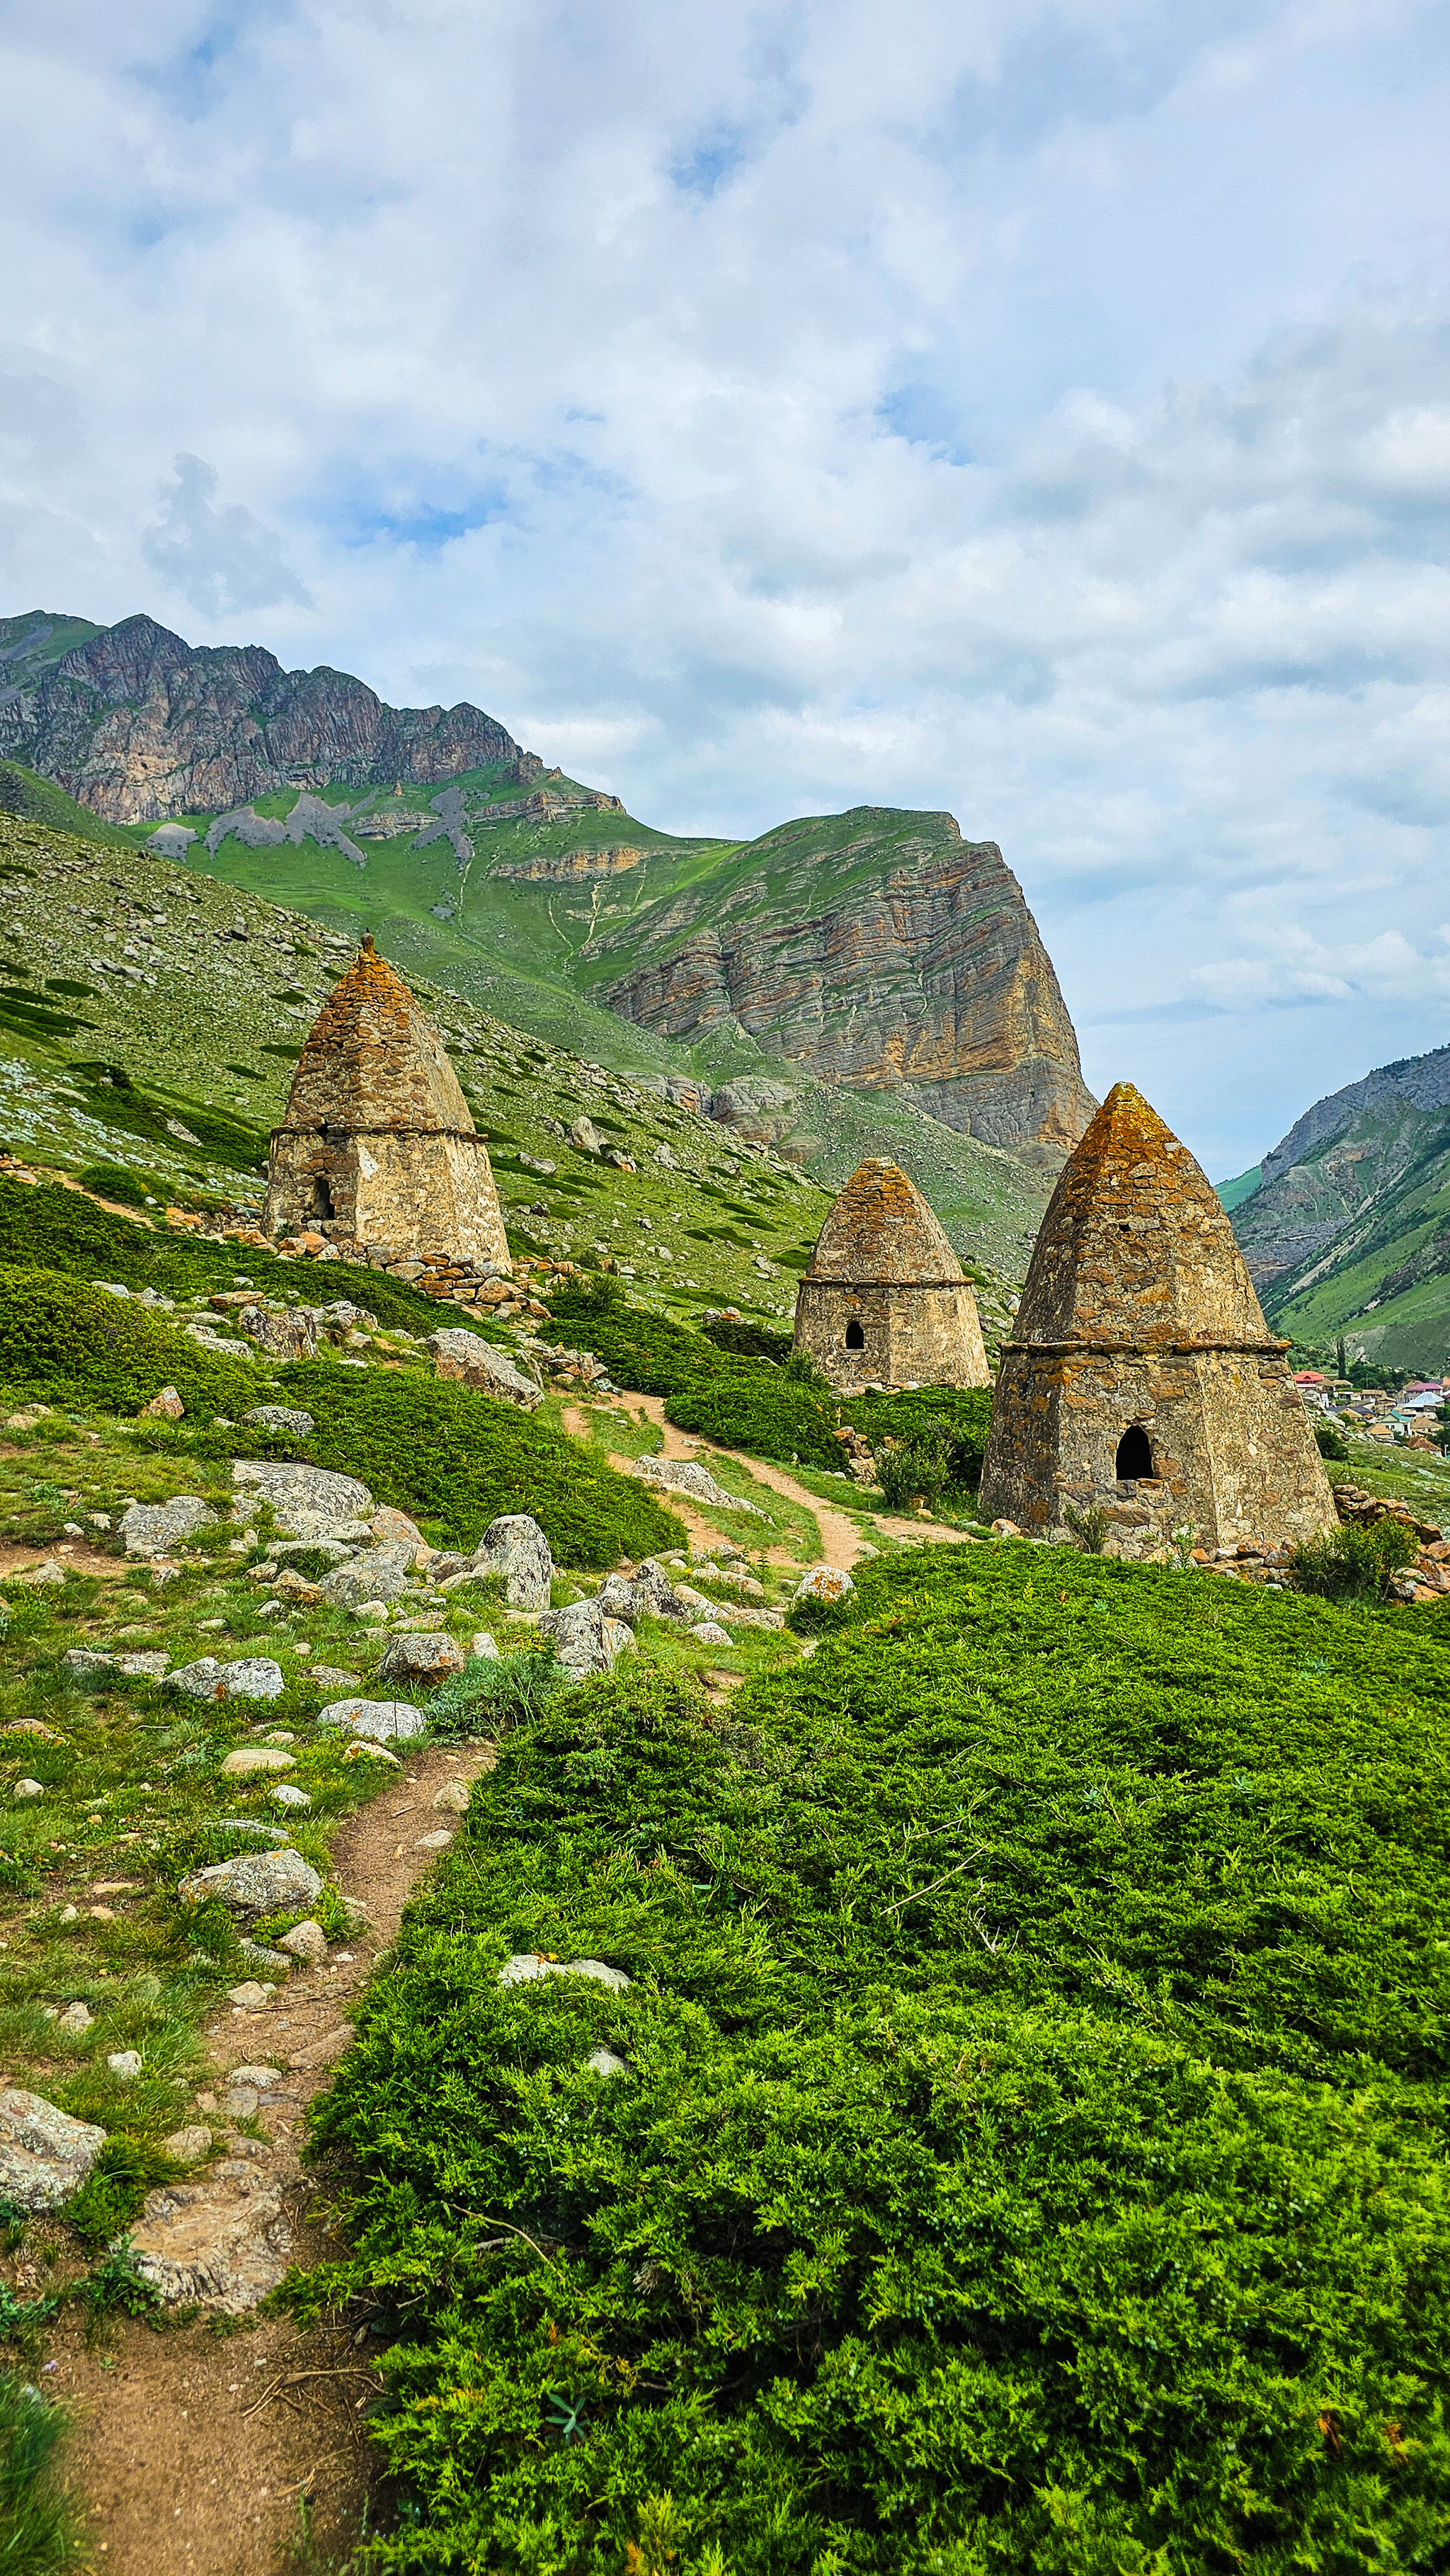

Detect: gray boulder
[314,1697,428,1743]
[62,1648,115,1681]
[498,1954,630,1991]
[232,1459,372,1533]
[596,1561,690,1625]
[633,1454,768,1515]
[176,1847,323,1922]
[429,1328,543,1412]
[377,1633,467,1687]
[120,1495,216,1556]
[127,2167,293,2314]
[540,1600,635,1679]
[242,1406,316,1437]
[472,1514,552,1609]
[318,1549,414,1609]
[166,1657,285,1704]
[239,1306,319,1362]
[0,2088,107,2211]
[567,1116,606,1155]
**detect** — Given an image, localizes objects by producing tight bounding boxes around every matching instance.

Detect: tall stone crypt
[793,1158,990,1392]
[262,934,510,1266]
[978,1082,1335,1552]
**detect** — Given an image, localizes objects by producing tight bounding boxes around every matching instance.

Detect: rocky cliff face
[595,809,1094,1166]
[0,615,523,823]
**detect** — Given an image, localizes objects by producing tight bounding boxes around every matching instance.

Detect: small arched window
[845,1318,865,1350]
[1115,1425,1153,1480]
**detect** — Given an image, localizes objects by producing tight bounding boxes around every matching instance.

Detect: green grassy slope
[1253,1108,1450,1372]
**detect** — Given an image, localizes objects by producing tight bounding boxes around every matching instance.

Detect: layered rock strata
[599,811,1093,1166]
[0,615,523,823]
[263,935,509,1266]
[979,1084,1335,1554]
[794,1158,990,1393]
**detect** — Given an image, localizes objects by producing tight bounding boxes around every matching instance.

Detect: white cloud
[0,0,1448,1175]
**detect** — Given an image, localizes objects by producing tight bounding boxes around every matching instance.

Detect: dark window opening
[310,1175,334,1221]
[845,1318,864,1350]
[1116,1425,1153,1480]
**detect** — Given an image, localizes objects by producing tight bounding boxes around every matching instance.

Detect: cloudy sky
[4,0,1449,1178]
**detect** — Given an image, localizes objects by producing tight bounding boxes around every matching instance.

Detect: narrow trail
[576,1393,967,1570]
[52,1740,498,2576]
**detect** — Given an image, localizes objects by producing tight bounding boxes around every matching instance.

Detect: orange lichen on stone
[793,1158,990,1392]
[262,935,510,1266]
[978,1083,1335,1554]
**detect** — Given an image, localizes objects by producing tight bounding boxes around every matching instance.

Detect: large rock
[596,1561,691,1625]
[232,1459,372,1534]
[318,1549,415,1608]
[376,1633,466,1687]
[239,1306,319,1362]
[794,1564,855,1607]
[314,1697,427,1743]
[127,2165,293,2314]
[166,1656,285,1703]
[0,2089,107,2212]
[242,1406,316,1437]
[120,1495,215,1556]
[472,1514,552,1609]
[429,1329,543,1412]
[177,1847,323,1920]
[540,1600,636,1679]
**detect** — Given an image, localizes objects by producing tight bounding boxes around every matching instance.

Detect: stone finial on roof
[804,1160,965,1285]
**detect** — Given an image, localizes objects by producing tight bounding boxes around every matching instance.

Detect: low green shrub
[72,1162,156,1209]
[425,1648,564,1739]
[848,1385,991,1494]
[549,1283,845,1471]
[261,1362,683,1568]
[0,1264,258,1414]
[700,1316,793,1364]
[0,2366,84,2572]
[302,1549,1450,2571]
[1315,1420,1352,1461]
[1291,1515,1419,1600]
[67,2136,178,2248]
[871,1425,950,1510]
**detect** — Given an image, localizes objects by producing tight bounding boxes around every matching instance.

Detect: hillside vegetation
[307,1542,1450,2572]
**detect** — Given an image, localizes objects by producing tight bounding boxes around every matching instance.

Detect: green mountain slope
[1229,1043,1450,1369]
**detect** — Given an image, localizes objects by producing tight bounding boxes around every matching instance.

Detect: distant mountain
[0,607,1094,1177]
[1228,1041,1450,1370]
[0,612,525,822]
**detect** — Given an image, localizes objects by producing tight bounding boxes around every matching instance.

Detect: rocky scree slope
[1227,1040,1450,1371]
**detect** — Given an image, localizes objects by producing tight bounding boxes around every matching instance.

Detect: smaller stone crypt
[793,1158,990,1393]
[977,1082,1335,1554]
[262,934,510,1267]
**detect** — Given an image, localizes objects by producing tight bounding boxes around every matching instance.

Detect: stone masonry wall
[794,1277,990,1392]
[264,1127,508,1270]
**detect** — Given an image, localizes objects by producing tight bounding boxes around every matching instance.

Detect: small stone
[224,1983,275,2010]
[107,2050,143,2082]
[163,2126,212,2162]
[219,1746,295,1777]
[229,2064,282,2088]
[470,1631,499,1660]
[690,1621,732,1645]
[18,1559,65,1585]
[220,2083,260,2119]
[270,1783,312,1808]
[56,2002,93,2034]
[59,1646,110,1682]
[58,1905,79,1923]
[309,1665,362,1691]
[0,2089,107,2211]
[277,1921,328,1964]
[342,1740,401,1766]
[169,1657,286,1704]
[180,1849,323,1922]
[140,1386,185,1420]
[414,1829,454,1850]
[433,1778,471,1813]
[793,1564,855,1606]
[498,1954,630,1992]
[127,2167,293,2314]
[13,1778,44,1801]
[585,2046,627,2077]
[116,1652,169,1679]
[241,1407,315,1436]
[315,1697,426,1744]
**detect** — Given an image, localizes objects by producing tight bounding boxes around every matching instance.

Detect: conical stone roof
[805,1160,965,1284]
[280,935,475,1135]
[1011,1082,1271,1349]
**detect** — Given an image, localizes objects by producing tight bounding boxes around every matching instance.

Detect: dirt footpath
[51,1740,497,2576]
